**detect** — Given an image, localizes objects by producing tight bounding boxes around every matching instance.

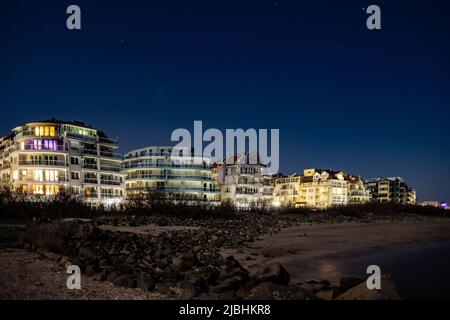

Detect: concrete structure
[123,146,219,202]
[0,119,124,207]
[297,169,348,208]
[365,177,416,204]
[346,175,371,204]
[273,174,301,207]
[214,153,274,208]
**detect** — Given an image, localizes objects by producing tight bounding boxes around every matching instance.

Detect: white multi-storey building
[123,146,219,202]
[0,119,125,208]
[214,153,274,208]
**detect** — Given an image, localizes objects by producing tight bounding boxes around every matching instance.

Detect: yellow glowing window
[34,127,39,136]
[50,127,55,137]
[44,126,49,136]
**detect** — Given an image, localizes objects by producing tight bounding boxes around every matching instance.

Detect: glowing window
[50,127,55,137]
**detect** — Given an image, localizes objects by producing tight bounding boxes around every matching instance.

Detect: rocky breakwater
[23,220,402,300]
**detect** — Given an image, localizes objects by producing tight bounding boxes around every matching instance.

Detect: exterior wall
[123,146,219,203]
[364,177,415,205]
[298,169,348,209]
[0,120,125,208]
[346,175,371,204]
[273,175,301,207]
[216,154,274,208]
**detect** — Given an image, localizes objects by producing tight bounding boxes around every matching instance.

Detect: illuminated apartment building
[123,146,219,202]
[297,168,348,208]
[273,174,301,207]
[215,153,274,208]
[0,119,124,207]
[365,177,416,204]
[346,175,371,204]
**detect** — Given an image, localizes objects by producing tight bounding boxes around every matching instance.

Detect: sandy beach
[222,221,450,285]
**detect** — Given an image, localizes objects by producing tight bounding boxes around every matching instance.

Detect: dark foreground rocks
[23,218,402,300]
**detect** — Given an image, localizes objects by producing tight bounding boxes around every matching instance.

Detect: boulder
[137,272,155,291]
[255,262,290,285]
[335,274,401,300]
[245,282,315,300]
[112,275,136,288]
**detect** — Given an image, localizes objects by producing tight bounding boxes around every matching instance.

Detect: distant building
[297,169,348,208]
[0,119,125,208]
[346,175,371,204]
[273,174,301,207]
[214,153,274,208]
[365,177,416,204]
[417,201,440,208]
[122,146,219,203]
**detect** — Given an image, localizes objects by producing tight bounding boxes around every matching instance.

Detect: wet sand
[222,221,450,286]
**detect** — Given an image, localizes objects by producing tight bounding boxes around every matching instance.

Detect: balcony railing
[18,160,67,167]
[100,179,122,186]
[18,177,69,183]
[18,145,66,152]
[126,186,220,193]
[84,193,99,198]
[123,163,210,170]
[100,152,122,159]
[82,149,98,156]
[1,163,11,170]
[100,165,121,172]
[100,194,123,199]
[125,175,212,181]
[98,137,119,145]
[84,178,98,184]
[83,163,98,170]
[66,132,97,141]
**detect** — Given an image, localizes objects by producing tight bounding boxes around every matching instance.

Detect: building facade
[214,153,274,208]
[297,169,348,208]
[122,146,219,202]
[0,119,124,207]
[346,175,371,204]
[273,174,301,207]
[365,177,416,204]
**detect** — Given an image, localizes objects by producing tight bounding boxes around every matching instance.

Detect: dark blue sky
[1,1,449,201]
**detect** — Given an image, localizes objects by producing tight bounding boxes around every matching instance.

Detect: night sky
[1,1,449,201]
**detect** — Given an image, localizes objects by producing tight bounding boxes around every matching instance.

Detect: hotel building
[214,153,274,208]
[346,175,371,204]
[122,146,219,202]
[297,168,348,208]
[0,119,125,207]
[273,174,301,207]
[365,177,416,204]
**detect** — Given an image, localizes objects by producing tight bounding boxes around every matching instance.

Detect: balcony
[84,193,99,198]
[100,165,121,172]
[83,163,98,170]
[126,186,220,193]
[100,179,122,186]
[18,160,67,167]
[19,145,67,152]
[66,132,97,141]
[98,136,119,145]
[125,175,212,181]
[82,149,98,156]
[1,163,11,170]
[84,178,98,184]
[100,194,123,199]
[18,177,69,183]
[123,162,210,170]
[99,152,122,160]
